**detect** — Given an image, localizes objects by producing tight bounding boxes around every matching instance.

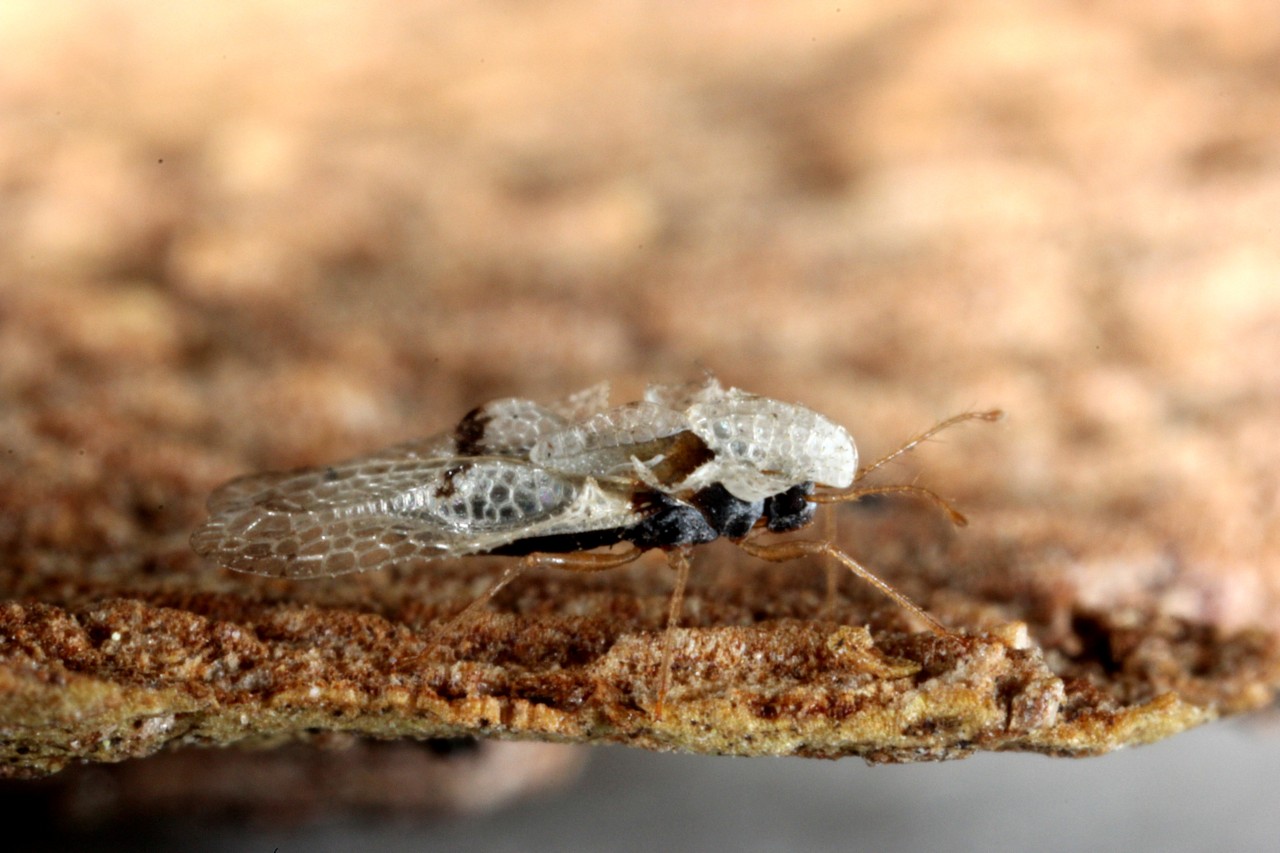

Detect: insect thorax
[628,480,818,549]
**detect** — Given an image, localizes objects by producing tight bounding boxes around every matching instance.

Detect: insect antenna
[853,409,1003,481]
[811,409,1003,526]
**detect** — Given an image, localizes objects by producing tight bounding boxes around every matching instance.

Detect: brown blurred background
[4,0,1278,612]
[2,1,1279,848]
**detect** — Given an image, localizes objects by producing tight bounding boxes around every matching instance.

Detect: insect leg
[439,547,645,635]
[738,537,955,637]
[519,545,689,721]
[655,546,692,720]
[412,547,646,674]
[818,503,840,617]
[851,410,1003,482]
[527,546,646,573]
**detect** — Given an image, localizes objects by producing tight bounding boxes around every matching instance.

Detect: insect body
[192,377,1000,715]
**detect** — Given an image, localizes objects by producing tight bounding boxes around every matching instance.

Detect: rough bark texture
[2,0,1278,812]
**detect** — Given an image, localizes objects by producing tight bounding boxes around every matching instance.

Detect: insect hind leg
[738,536,955,638]
[419,544,687,720]
[449,546,646,623]
[417,547,646,668]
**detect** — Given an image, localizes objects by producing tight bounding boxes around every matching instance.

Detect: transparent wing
[546,380,612,420]
[643,374,722,409]
[192,453,640,578]
[683,389,857,500]
[204,432,458,518]
[452,384,620,456]
[530,401,691,476]
[452,397,569,457]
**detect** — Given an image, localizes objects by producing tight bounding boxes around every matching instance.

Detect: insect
[192,376,1000,716]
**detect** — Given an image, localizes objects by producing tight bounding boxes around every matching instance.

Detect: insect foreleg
[818,503,840,617]
[737,537,953,637]
[655,546,692,720]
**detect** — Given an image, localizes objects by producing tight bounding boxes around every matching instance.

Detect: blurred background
[3,1,1279,849]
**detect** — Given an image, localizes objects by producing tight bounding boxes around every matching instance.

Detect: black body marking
[689,483,764,540]
[453,407,491,457]
[624,492,719,550]
[762,482,817,533]
[491,483,805,557]
[490,526,630,557]
[433,462,473,499]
